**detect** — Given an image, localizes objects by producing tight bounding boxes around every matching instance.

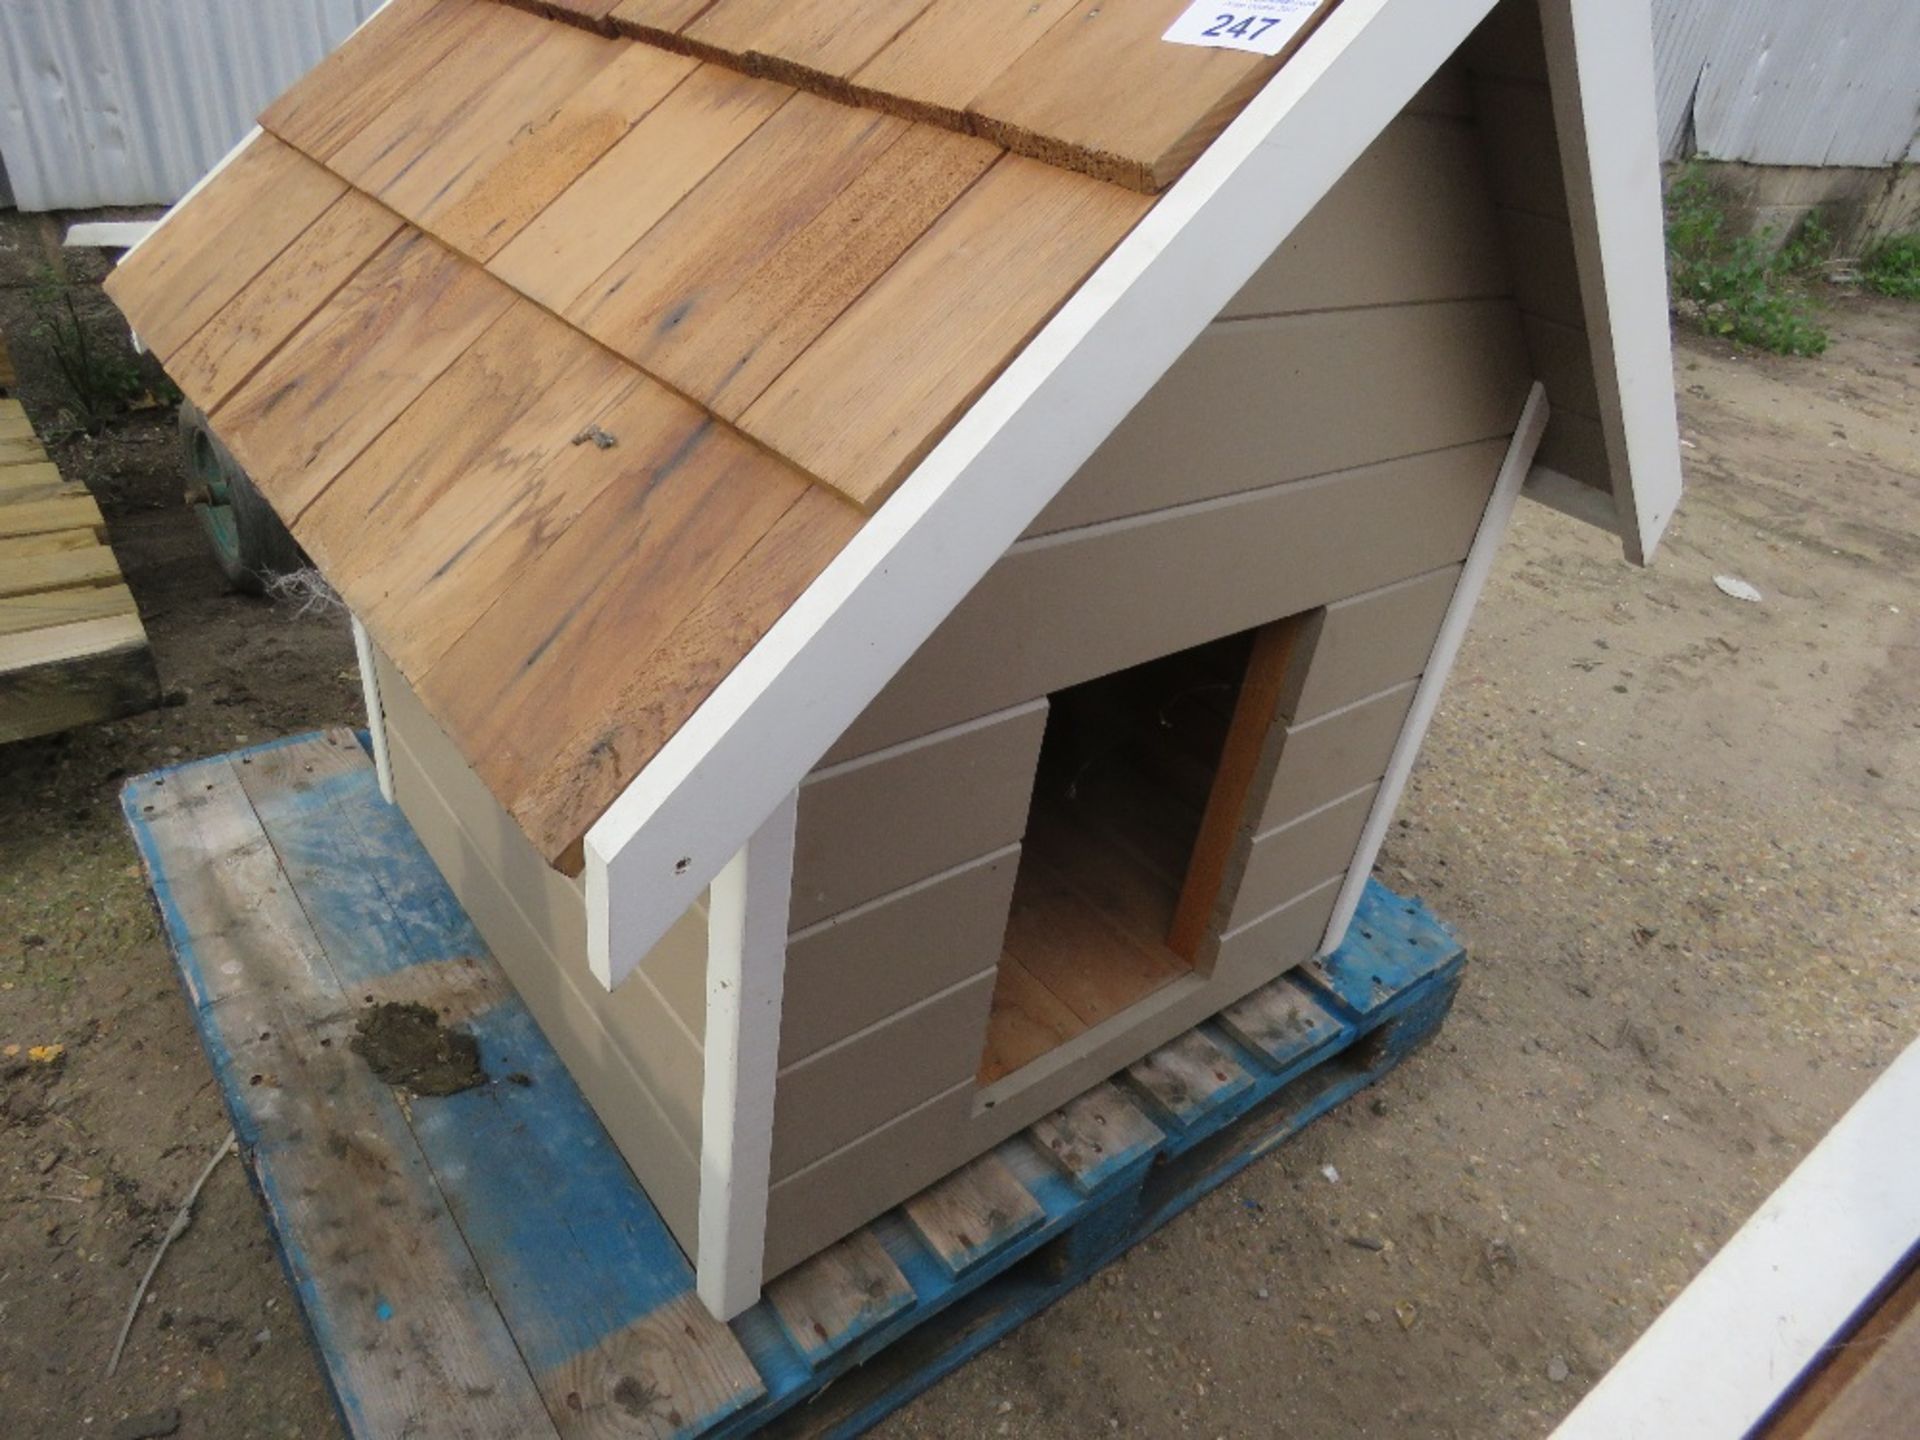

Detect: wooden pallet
[0,394,160,742]
[122,729,1465,1440]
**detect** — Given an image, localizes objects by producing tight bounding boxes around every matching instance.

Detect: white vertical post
[696,789,798,1320]
[350,615,395,803]
[1319,383,1550,955]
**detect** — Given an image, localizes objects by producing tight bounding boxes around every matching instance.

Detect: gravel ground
[1,206,1915,1439]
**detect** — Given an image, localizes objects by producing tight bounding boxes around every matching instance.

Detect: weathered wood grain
[738,154,1148,508]
[901,1151,1044,1276]
[420,408,811,822]
[104,137,347,361]
[0,493,104,541]
[1027,1082,1163,1193]
[853,0,1081,123]
[566,92,905,374]
[261,0,482,162]
[211,230,515,522]
[634,123,998,419]
[508,486,860,870]
[488,63,788,314]
[0,613,158,744]
[418,40,699,262]
[765,1228,915,1368]
[0,544,121,599]
[1127,1026,1255,1129]
[165,189,404,412]
[1217,974,1341,1070]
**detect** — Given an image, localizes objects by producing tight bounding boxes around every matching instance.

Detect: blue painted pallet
[123,729,1465,1440]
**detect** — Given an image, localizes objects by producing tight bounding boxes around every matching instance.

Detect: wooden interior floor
[977,639,1249,1086]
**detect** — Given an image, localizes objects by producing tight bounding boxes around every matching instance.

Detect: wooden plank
[0,434,46,467]
[566,93,906,372]
[418,411,811,822]
[0,493,104,541]
[102,136,346,360]
[1027,1081,1163,1194]
[298,300,639,666]
[0,615,154,750]
[537,0,626,32]
[210,733,763,1436]
[970,0,1341,191]
[327,10,631,246]
[737,154,1149,510]
[765,1228,916,1369]
[1034,299,1530,535]
[782,846,1017,1066]
[697,788,797,1319]
[488,63,788,315]
[1281,566,1460,723]
[0,331,13,393]
[770,970,996,1179]
[0,527,98,562]
[978,955,1083,1086]
[0,398,36,438]
[0,463,68,493]
[901,1152,1045,1277]
[685,0,933,87]
[608,0,733,45]
[0,545,122,599]
[843,442,1505,759]
[166,189,404,412]
[424,42,698,262]
[853,0,1082,123]
[789,701,1047,930]
[1127,1026,1256,1129]
[1002,856,1187,1032]
[1168,616,1305,958]
[261,0,501,162]
[518,486,861,871]
[212,231,515,522]
[1221,113,1514,319]
[1230,782,1377,930]
[1217,974,1342,1070]
[1257,682,1416,829]
[631,123,999,419]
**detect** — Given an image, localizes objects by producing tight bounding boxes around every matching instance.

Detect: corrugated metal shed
[1651,0,1920,165]
[5,0,1920,210]
[0,0,384,212]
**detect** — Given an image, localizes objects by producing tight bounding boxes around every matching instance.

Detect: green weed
[1861,233,1920,299]
[27,269,144,433]
[1664,167,1830,356]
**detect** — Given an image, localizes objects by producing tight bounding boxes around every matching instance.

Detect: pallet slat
[1028,1081,1163,1194]
[766,1229,916,1369]
[121,746,561,1439]
[125,733,1468,1440]
[1127,1026,1256,1129]
[0,545,122,599]
[1218,974,1343,1070]
[901,1152,1046,1277]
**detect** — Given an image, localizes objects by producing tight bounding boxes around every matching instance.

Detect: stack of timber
[124,728,1464,1440]
[0,392,160,743]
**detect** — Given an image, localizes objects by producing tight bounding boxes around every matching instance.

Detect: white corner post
[695,789,798,1320]
[1320,382,1550,954]
[349,615,395,803]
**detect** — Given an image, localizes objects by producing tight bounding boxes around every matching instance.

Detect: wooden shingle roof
[112,0,1347,869]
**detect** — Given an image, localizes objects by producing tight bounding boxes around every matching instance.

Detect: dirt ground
[1,204,1915,1438]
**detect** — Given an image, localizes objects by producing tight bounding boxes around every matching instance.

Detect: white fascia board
[584,0,1506,988]
[1550,1036,1920,1440]
[1321,383,1549,955]
[1539,0,1683,565]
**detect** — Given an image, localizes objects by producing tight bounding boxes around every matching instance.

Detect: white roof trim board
[586,0,1682,988]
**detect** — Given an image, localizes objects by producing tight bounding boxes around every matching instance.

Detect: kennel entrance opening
[977,617,1303,1085]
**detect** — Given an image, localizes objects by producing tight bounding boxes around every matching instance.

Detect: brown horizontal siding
[770,970,997,1179]
[1282,565,1461,723]
[782,846,1018,1067]
[1030,298,1531,536]
[791,701,1047,929]
[1258,680,1419,830]
[843,438,1507,758]
[1228,784,1379,932]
